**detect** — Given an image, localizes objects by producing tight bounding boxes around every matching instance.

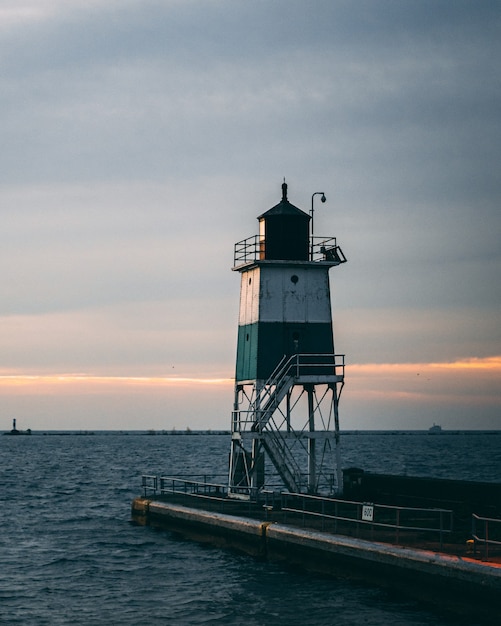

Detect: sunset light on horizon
[1,356,499,431]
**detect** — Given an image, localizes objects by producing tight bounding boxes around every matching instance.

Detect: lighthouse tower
[229,182,346,497]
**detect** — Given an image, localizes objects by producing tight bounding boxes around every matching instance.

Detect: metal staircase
[230,353,345,496]
[260,428,303,492]
[250,356,295,432]
[251,354,343,493]
[235,357,302,492]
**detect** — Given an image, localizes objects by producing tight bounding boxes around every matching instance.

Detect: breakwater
[132,497,501,623]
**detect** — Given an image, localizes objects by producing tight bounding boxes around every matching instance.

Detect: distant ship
[428,423,443,434]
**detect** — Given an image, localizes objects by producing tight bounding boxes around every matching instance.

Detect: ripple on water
[1,432,495,625]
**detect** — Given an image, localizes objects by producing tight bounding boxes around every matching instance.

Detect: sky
[1,0,500,432]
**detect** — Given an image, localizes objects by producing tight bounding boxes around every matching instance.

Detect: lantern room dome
[258,182,310,261]
[258,182,310,220]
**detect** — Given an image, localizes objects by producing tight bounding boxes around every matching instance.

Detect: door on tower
[287,326,302,356]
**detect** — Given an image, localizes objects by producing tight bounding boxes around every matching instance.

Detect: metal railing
[472,513,501,559]
[233,235,259,266]
[150,475,262,515]
[280,492,453,549]
[264,352,345,386]
[142,474,228,497]
[141,474,158,495]
[233,235,345,267]
[159,476,228,498]
[140,475,453,549]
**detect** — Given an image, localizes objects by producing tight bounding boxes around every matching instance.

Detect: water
[1,431,499,625]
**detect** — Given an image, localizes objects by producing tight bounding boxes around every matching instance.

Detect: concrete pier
[132,497,500,622]
[142,499,270,557]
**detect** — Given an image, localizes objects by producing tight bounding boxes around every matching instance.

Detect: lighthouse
[229,182,346,497]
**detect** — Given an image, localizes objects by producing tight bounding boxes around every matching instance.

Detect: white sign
[362,504,374,522]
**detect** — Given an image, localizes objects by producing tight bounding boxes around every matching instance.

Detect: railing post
[472,514,477,556]
[485,518,489,560]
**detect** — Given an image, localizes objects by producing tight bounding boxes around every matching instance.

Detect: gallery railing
[233,235,345,267]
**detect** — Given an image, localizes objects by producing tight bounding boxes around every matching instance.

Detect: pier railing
[143,475,265,515]
[142,474,229,498]
[141,475,454,549]
[280,491,453,549]
[472,513,501,559]
[159,476,228,499]
[141,475,158,494]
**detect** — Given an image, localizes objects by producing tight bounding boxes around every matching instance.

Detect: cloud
[0,1,499,430]
[335,306,501,365]
[2,0,500,189]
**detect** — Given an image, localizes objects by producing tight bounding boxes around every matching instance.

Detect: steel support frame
[229,377,344,498]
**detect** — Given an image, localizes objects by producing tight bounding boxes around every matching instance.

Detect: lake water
[1,431,499,625]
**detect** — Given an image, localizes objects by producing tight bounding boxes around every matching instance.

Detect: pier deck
[132,492,500,623]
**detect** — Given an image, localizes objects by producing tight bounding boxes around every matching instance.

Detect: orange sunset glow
[1,356,499,431]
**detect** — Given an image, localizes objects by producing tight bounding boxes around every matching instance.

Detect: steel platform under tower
[228,182,347,498]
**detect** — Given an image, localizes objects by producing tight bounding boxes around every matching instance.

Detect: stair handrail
[249,354,291,415]
[252,353,344,419]
[264,353,344,388]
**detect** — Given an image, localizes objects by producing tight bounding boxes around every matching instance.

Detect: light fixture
[310,192,327,259]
